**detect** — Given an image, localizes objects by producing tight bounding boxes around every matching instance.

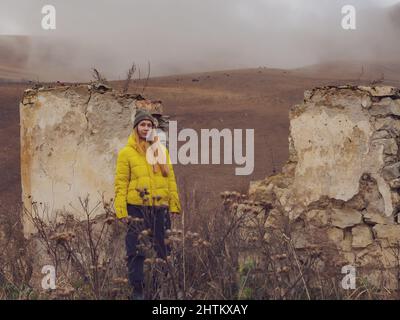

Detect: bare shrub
[2,188,398,300]
[121,61,151,95]
[122,63,136,94]
[0,202,33,299]
[22,194,130,299]
[91,68,108,84]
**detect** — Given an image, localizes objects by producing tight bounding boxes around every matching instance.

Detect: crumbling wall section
[20,84,162,235]
[241,85,400,290]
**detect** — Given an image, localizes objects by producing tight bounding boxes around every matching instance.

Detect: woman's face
[137,120,153,140]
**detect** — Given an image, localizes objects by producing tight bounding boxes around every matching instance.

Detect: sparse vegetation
[91,68,108,84]
[122,63,136,94]
[121,61,151,94]
[1,187,398,300]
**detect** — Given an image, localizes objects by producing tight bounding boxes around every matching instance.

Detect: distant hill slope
[291,61,400,83]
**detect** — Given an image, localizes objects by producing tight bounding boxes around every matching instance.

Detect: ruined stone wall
[243,85,400,290]
[20,84,162,235]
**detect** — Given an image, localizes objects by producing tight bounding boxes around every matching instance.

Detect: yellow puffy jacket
[114,132,181,219]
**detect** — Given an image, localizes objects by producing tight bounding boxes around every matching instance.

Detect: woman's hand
[120,217,130,225]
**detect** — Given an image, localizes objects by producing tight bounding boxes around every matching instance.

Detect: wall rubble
[241,85,400,290]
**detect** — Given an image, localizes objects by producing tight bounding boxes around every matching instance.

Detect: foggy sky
[1,0,400,81]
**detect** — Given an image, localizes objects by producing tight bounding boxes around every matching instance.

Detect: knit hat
[132,109,156,128]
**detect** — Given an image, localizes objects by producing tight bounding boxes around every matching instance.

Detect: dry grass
[1,188,399,300]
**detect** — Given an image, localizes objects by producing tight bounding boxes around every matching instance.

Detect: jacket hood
[127,132,140,152]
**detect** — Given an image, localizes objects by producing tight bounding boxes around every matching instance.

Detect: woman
[114,109,181,300]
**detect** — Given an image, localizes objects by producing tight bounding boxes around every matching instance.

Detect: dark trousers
[125,204,171,289]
